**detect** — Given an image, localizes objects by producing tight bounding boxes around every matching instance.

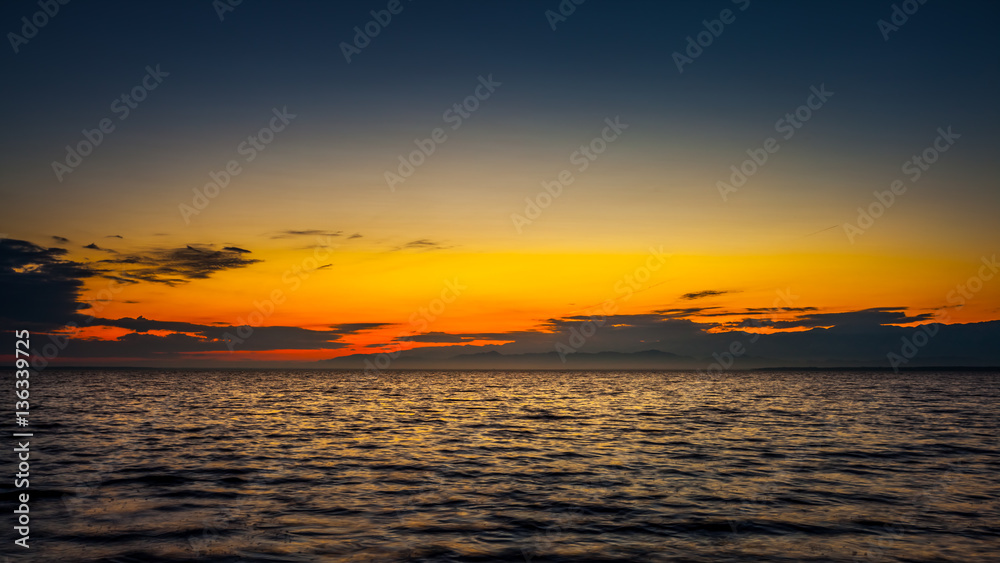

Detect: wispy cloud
[97,244,261,286]
[680,290,729,300]
[84,243,117,253]
[271,230,342,239]
[738,307,936,329]
[330,322,392,333]
[654,307,720,317]
[393,332,479,343]
[393,239,450,252]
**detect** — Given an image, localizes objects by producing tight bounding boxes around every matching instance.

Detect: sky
[1,0,999,369]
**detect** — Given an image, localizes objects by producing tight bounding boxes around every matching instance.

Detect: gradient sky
[2,0,999,367]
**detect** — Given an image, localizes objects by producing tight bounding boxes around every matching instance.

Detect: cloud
[330,322,392,333]
[357,306,956,361]
[40,316,401,359]
[348,233,362,239]
[271,230,342,239]
[336,309,1000,368]
[61,330,349,358]
[96,245,261,285]
[0,238,94,331]
[329,320,1000,369]
[688,306,819,318]
[395,332,478,343]
[653,307,720,317]
[394,239,450,251]
[739,307,935,329]
[84,242,117,254]
[743,306,818,314]
[403,239,438,248]
[52,236,70,243]
[83,316,348,352]
[680,290,729,300]
[105,234,124,239]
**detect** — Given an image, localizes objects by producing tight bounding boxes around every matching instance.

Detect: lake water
[6,369,999,562]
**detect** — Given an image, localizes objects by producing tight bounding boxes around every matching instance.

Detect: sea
[3,369,999,562]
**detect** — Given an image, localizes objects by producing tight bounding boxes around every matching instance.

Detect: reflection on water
[8,369,1000,562]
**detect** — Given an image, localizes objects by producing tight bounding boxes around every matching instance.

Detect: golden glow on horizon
[63,244,1000,361]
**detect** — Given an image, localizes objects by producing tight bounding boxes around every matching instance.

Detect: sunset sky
[2,0,998,367]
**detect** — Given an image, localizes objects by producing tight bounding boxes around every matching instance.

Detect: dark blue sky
[4,0,998,157]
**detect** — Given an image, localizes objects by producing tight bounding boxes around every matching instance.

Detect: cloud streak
[96,245,261,286]
[271,230,342,239]
[393,239,450,252]
[680,290,729,300]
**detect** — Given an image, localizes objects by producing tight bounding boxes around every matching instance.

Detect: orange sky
[63,243,998,362]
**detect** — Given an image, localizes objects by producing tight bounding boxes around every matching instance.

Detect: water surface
[7,369,999,562]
